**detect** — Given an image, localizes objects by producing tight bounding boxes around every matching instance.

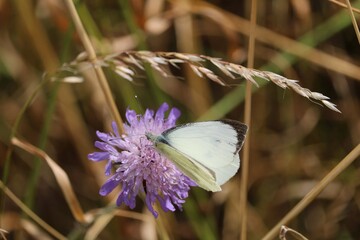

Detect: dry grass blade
[329,0,360,13]
[345,0,360,44]
[262,143,360,240]
[114,209,154,221]
[11,137,86,224]
[84,211,116,240]
[84,206,154,240]
[63,0,124,133]
[279,226,308,240]
[0,228,9,240]
[21,218,53,240]
[62,51,341,113]
[0,180,66,240]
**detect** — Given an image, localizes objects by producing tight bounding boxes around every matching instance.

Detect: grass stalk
[13,0,99,179]
[25,26,74,209]
[240,0,257,239]
[345,0,360,44]
[24,84,59,209]
[117,0,169,105]
[199,0,360,121]
[262,143,360,240]
[1,81,46,221]
[0,180,67,240]
[63,0,124,133]
[330,0,360,13]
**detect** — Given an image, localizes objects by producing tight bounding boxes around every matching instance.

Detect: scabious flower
[88,103,195,217]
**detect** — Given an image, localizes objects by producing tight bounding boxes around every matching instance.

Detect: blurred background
[1,0,360,239]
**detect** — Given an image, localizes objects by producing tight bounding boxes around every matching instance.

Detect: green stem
[24,24,74,209]
[1,81,47,221]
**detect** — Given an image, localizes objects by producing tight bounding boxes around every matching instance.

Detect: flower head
[88,103,195,217]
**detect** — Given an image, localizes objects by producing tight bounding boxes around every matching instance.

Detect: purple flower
[88,103,195,217]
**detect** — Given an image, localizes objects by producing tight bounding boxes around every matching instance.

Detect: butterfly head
[145,132,169,147]
[145,132,157,143]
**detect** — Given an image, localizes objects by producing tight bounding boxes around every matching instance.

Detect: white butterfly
[146,120,248,192]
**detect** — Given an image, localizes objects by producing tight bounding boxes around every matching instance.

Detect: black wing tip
[218,119,248,151]
[219,119,248,134]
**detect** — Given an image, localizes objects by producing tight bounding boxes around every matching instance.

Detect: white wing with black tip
[161,120,247,186]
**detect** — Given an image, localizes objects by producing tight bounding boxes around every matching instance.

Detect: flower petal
[126,109,138,125]
[96,131,110,141]
[111,121,120,137]
[158,195,175,212]
[99,176,121,196]
[144,108,154,122]
[145,194,158,218]
[166,107,181,126]
[104,160,113,176]
[117,185,136,209]
[88,152,109,162]
[155,102,169,122]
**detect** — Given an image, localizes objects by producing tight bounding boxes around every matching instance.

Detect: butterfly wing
[155,141,222,192]
[162,120,247,186]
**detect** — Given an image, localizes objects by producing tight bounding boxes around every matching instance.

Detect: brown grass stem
[262,143,360,240]
[84,207,154,240]
[85,210,116,240]
[240,0,257,239]
[279,226,309,240]
[329,0,360,13]
[0,180,66,240]
[63,0,124,133]
[345,0,360,45]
